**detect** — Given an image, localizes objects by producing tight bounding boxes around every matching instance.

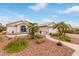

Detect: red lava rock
[0,35,74,56]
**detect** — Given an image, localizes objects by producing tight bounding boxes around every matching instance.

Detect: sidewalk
[45,35,79,56]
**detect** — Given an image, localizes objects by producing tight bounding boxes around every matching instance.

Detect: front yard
[0,35,74,56]
[49,33,79,45]
[67,34,79,45]
[4,37,28,53]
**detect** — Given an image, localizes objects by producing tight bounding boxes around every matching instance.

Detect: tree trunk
[58,28,62,36]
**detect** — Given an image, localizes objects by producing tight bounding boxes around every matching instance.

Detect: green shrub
[49,33,59,37]
[5,37,28,53]
[58,35,71,42]
[0,36,2,41]
[49,33,52,36]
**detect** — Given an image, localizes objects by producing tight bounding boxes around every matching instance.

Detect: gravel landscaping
[0,35,74,56]
[69,37,79,45]
[50,33,79,45]
[67,34,79,45]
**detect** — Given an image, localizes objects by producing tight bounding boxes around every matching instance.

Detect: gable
[6,20,31,26]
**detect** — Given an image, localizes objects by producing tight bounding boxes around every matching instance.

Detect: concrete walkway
[45,35,79,56]
[6,34,27,38]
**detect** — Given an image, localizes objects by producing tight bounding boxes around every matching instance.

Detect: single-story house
[6,20,58,35]
[6,20,30,35]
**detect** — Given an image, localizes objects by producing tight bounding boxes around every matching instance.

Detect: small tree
[0,23,6,32]
[53,22,70,35]
[27,23,39,39]
[53,22,71,42]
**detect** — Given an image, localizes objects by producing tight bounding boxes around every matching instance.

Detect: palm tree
[27,23,39,39]
[53,22,70,35]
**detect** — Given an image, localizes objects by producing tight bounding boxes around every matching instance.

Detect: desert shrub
[49,33,59,37]
[35,38,45,44]
[35,34,45,44]
[58,34,71,42]
[66,30,74,34]
[74,30,79,34]
[49,33,52,36]
[35,34,44,39]
[4,37,28,53]
[68,28,79,34]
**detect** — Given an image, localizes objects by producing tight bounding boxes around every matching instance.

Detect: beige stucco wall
[38,27,58,35]
[6,26,17,34]
[48,28,58,33]
[38,27,49,35]
[16,23,28,34]
[7,23,28,34]
[17,24,21,33]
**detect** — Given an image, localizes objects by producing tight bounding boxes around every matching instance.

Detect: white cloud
[65,20,79,28]
[0,15,33,25]
[58,6,79,14]
[0,9,33,24]
[2,9,26,19]
[0,16,11,25]
[65,6,79,13]
[28,3,47,12]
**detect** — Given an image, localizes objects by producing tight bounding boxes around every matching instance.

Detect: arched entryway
[20,25,26,32]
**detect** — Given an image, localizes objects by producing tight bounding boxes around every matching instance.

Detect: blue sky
[0,3,79,27]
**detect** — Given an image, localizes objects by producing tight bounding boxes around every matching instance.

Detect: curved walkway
[45,35,79,56]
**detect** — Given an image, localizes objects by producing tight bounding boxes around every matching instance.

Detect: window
[21,25,26,32]
[12,30,14,34]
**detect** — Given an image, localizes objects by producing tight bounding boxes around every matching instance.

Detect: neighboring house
[6,20,58,35]
[38,22,58,35]
[6,20,31,35]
